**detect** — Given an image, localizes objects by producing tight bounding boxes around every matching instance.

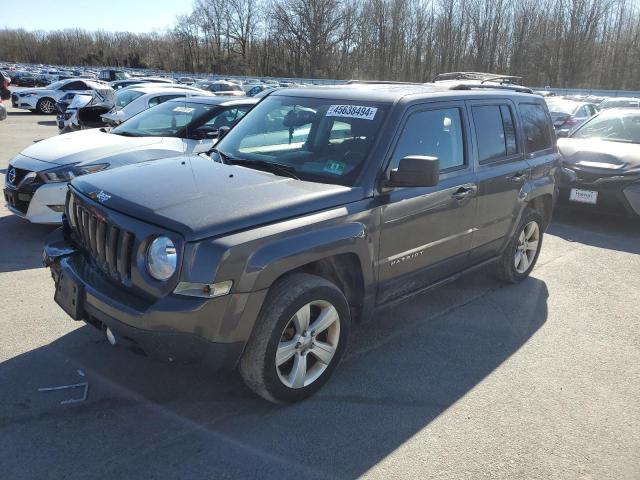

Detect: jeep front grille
[69,192,135,284]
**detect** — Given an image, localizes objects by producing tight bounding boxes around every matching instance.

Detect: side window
[472,105,518,163]
[392,108,464,171]
[61,81,84,91]
[148,94,184,108]
[204,106,250,129]
[519,103,553,153]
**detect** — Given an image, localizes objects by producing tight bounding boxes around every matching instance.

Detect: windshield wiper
[232,159,300,179]
[210,149,299,179]
[112,131,139,137]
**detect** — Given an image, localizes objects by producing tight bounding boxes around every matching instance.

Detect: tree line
[1,0,640,89]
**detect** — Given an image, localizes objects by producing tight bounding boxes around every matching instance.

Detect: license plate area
[55,269,84,320]
[569,188,598,204]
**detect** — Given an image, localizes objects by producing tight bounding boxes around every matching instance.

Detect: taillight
[564,118,577,127]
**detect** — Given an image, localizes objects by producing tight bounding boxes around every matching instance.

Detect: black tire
[36,97,56,115]
[496,208,544,283]
[239,273,350,403]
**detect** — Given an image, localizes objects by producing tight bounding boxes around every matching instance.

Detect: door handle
[511,172,528,182]
[451,186,474,200]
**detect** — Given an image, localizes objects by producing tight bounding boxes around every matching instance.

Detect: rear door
[468,99,530,262]
[377,102,478,304]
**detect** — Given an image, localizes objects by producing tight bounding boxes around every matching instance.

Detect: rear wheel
[36,98,56,114]
[496,209,544,283]
[239,273,350,403]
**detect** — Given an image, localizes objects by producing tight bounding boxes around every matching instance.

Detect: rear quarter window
[519,103,553,153]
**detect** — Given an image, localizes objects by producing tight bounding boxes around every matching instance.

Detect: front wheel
[36,98,56,114]
[239,273,350,403]
[496,209,544,283]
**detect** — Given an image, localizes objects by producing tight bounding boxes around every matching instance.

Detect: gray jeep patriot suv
[44,82,559,403]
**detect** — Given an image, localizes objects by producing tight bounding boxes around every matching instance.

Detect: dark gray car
[44,82,560,403]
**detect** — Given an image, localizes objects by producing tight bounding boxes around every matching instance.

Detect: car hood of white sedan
[19,129,165,166]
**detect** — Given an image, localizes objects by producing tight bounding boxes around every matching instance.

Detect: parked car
[110,78,175,90]
[194,80,246,96]
[100,86,211,125]
[545,99,598,136]
[11,78,113,114]
[98,69,130,82]
[4,96,256,223]
[56,83,114,132]
[42,82,559,403]
[8,71,38,87]
[0,70,10,101]
[558,108,640,217]
[246,84,276,97]
[599,97,640,110]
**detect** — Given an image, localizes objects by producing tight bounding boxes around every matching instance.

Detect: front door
[377,103,478,304]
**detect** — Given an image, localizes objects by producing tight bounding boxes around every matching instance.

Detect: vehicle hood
[558,138,640,174]
[71,155,364,241]
[18,129,168,167]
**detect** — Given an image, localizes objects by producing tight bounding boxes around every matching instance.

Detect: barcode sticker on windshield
[326,105,377,120]
[173,106,195,113]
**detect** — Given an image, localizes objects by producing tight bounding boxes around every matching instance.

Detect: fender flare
[234,221,374,294]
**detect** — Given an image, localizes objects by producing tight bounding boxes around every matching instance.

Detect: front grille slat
[69,192,136,286]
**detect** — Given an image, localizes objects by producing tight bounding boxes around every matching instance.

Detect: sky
[2,0,192,33]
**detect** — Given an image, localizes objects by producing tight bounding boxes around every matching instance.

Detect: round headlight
[146,236,177,281]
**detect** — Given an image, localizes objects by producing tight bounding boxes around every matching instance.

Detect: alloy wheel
[275,300,340,389]
[514,221,540,273]
[40,99,55,114]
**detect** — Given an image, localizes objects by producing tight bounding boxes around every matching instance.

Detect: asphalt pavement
[0,101,639,479]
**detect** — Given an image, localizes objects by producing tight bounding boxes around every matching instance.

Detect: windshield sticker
[324,160,347,175]
[173,106,195,113]
[326,105,377,120]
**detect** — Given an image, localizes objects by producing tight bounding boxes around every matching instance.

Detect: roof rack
[345,80,424,86]
[433,72,523,85]
[447,83,533,94]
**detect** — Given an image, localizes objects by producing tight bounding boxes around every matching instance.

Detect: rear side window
[472,105,518,163]
[392,108,465,171]
[520,103,553,153]
[148,94,184,108]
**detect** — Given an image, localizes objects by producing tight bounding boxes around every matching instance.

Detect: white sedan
[3,96,256,224]
[100,85,212,126]
[10,78,112,114]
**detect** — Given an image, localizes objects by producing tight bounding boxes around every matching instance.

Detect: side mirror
[556,130,569,138]
[388,156,439,188]
[217,126,231,139]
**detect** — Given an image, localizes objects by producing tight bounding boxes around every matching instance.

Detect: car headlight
[39,163,109,183]
[146,236,177,281]
[19,92,38,97]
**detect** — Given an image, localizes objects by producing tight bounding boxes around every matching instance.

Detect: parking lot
[1,102,639,479]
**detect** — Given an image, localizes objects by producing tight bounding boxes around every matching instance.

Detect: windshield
[214,95,387,185]
[546,100,579,115]
[571,110,640,143]
[112,100,249,138]
[114,89,145,109]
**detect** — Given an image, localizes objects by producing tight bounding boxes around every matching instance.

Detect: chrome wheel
[275,300,340,389]
[39,99,55,114]
[514,221,540,273]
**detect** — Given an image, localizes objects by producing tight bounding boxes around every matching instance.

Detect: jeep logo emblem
[96,190,111,203]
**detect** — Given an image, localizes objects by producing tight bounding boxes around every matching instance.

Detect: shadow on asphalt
[550,207,640,255]
[0,271,549,478]
[0,214,57,272]
[37,120,57,127]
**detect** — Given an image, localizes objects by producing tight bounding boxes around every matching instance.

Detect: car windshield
[114,89,145,109]
[571,110,640,144]
[546,100,579,115]
[213,95,387,185]
[112,100,246,138]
